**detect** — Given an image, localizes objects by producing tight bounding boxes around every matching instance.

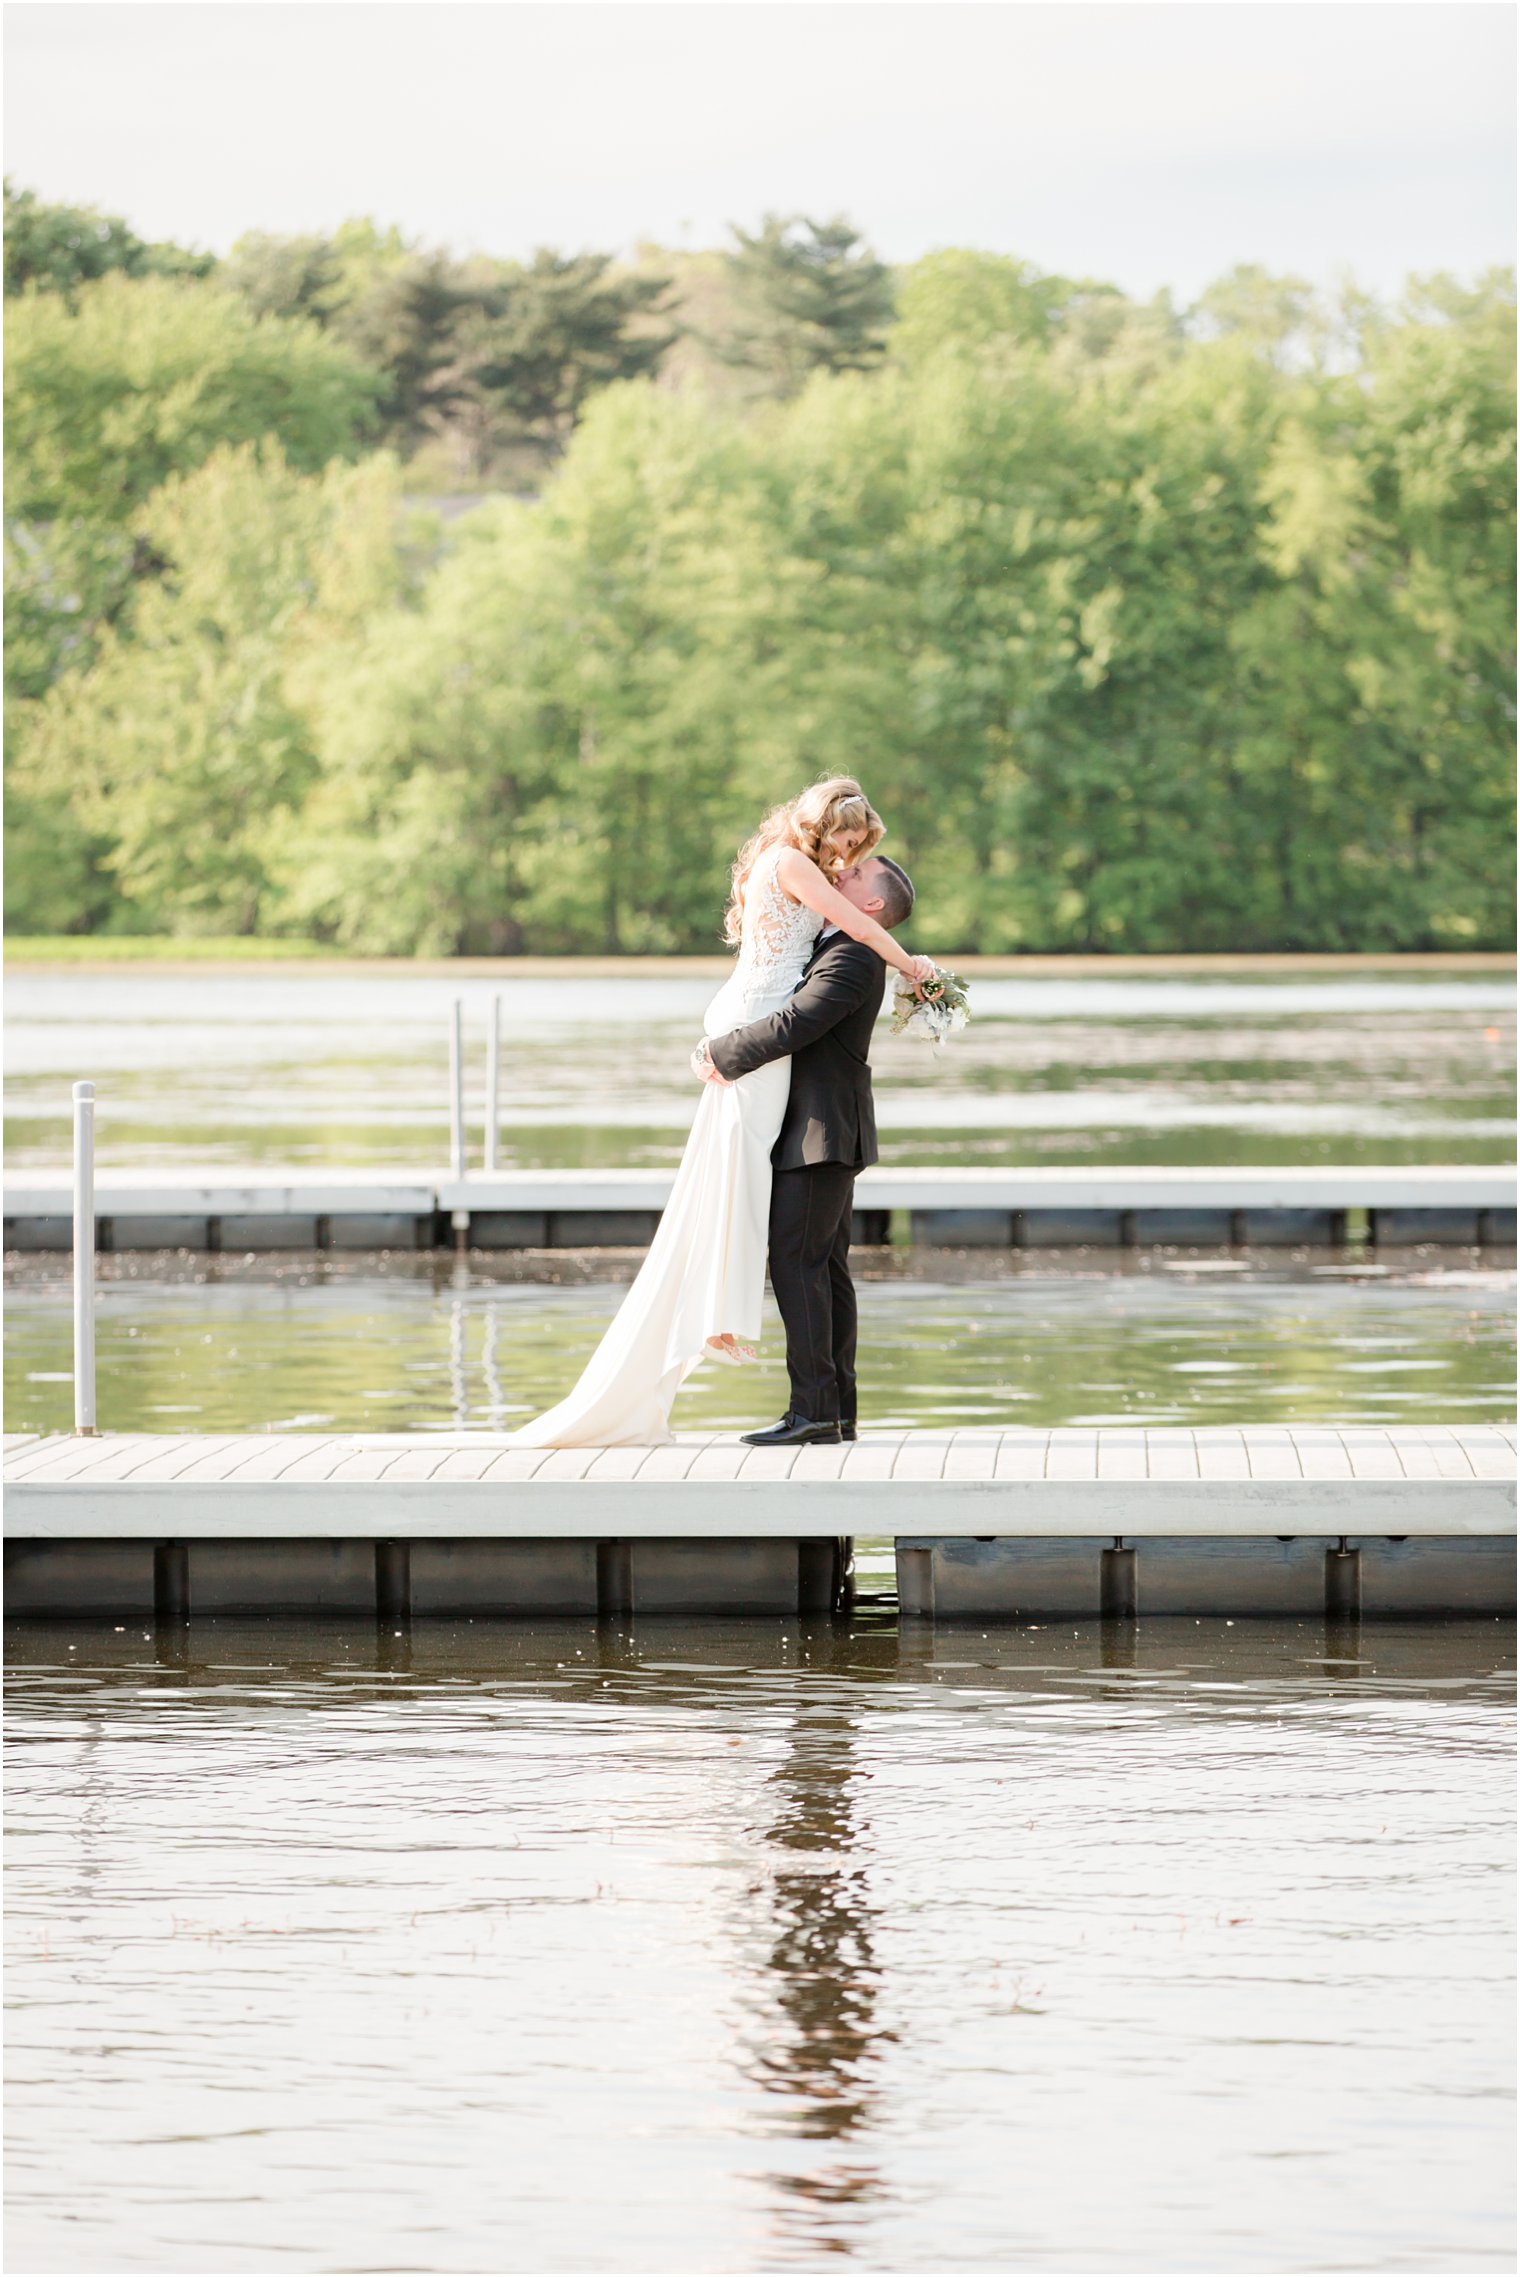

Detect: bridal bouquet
[891,965,971,1046]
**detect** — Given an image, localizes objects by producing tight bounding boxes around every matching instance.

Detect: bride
[509,777,937,1447]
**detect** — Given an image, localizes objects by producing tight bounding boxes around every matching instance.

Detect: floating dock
[4,1166,1515,1253]
[6,1426,1513,1623]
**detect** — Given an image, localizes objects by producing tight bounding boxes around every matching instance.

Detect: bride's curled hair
[724,776,886,947]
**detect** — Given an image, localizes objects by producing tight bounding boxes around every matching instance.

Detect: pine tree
[447,251,675,457]
[719,214,894,396]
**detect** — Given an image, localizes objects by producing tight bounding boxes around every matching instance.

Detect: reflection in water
[482,1305,505,1431]
[4,1617,1513,2275]
[749,1678,893,2257]
[5,967,1514,1172]
[1100,1615,1138,1670]
[449,1292,467,1429]
[6,1262,1515,1438]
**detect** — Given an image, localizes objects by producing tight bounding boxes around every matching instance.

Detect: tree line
[5,180,1514,953]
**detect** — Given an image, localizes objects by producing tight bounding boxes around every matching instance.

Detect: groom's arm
[707,944,881,1081]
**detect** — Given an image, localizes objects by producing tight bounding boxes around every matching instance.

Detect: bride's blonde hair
[724,776,886,947]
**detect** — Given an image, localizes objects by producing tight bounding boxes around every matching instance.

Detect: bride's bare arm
[774,847,933,981]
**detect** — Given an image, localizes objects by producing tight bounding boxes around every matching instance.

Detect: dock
[6,1426,1513,1623]
[5,1165,1515,1253]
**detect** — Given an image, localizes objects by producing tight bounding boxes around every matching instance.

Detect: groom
[691,854,916,1446]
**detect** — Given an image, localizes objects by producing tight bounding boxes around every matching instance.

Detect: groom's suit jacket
[707,933,886,1171]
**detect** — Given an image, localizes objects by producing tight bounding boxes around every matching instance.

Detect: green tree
[3,514,141,935]
[5,272,383,524]
[719,214,894,396]
[1187,263,1319,369]
[219,230,348,324]
[4,261,381,941]
[443,250,675,464]
[1006,338,1292,951]
[221,216,412,327]
[11,443,406,934]
[1229,274,1517,947]
[8,241,1511,955]
[325,247,488,450]
[279,384,779,953]
[3,178,213,298]
[892,248,1121,365]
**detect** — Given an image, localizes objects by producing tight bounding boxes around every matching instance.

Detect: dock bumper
[6,1169,1515,1253]
[895,1533,1516,1620]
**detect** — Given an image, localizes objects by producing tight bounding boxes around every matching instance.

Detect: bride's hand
[691,1039,733,1087]
[907,953,938,997]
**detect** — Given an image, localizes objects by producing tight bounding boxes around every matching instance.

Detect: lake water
[5,1617,1513,2274]
[6,1255,1515,1441]
[4,966,1514,1172]
[7,965,1514,2273]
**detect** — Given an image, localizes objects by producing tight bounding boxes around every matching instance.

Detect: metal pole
[485,993,501,1174]
[448,998,466,1180]
[72,1080,97,1436]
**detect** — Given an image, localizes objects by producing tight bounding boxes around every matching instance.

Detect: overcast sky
[5,1,1514,303]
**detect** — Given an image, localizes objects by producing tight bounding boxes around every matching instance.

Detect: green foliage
[219,230,350,325]
[1188,263,1320,367]
[1228,283,1518,947]
[2,269,389,933]
[4,934,331,961]
[10,444,407,934]
[221,223,674,476]
[448,251,675,453]
[4,516,136,699]
[3,517,140,936]
[277,386,773,953]
[893,248,1121,366]
[4,272,383,524]
[1,791,123,936]
[5,213,1513,955]
[329,247,488,450]
[3,178,213,298]
[720,214,895,396]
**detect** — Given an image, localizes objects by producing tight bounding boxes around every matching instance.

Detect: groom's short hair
[867,855,915,929]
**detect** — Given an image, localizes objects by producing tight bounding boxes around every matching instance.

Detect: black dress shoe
[840,1421,858,1441]
[741,1414,841,1446]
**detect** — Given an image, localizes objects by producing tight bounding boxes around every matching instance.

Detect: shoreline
[6,944,1516,978]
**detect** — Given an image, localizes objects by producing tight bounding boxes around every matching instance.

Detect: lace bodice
[733,845,824,997]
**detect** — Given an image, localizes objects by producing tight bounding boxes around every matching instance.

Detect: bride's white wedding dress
[508,846,824,1447]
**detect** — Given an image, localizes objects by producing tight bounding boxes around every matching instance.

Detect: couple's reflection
[747,1674,893,2257]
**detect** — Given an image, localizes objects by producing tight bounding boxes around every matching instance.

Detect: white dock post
[448,998,467,1180]
[485,993,501,1174]
[72,1081,97,1436]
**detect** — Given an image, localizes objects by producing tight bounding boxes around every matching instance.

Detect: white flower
[890,968,971,1047]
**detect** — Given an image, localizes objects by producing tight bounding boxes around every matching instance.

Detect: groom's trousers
[767,1162,858,1426]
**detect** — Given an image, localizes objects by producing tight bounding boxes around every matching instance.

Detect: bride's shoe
[705,1334,758,1367]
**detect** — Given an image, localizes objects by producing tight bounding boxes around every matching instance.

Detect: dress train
[507,849,821,1447]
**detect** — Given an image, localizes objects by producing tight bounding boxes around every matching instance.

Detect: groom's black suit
[708,933,887,1426]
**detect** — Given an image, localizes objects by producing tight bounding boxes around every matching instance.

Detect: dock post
[1326,1538,1361,1621]
[448,997,467,1180]
[154,1543,190,1626]
[1101,1540,1138,1620]
[798,1539,843,1617]
[485,994,501,1174]
[897,1546,934,1621]
[375,1541,411,1630]
[597,1541,633,1625]
[72,1081,97,1435]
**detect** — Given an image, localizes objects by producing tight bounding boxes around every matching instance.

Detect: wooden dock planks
[5,1426,1513,1539]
